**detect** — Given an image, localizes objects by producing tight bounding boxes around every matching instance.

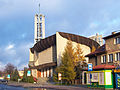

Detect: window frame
[115,37,120,44]
[101,55,106,64]
[108,54,113,63]
[115,52,120,61]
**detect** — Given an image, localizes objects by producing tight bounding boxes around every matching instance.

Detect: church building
[28,11,99,79]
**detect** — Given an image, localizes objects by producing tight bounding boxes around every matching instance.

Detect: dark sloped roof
[30,34,56,53]
[59,32,100,49]
[86,44,106,57]
[30,32,100,53]
[30,62,57,69]
[103,32,120,40]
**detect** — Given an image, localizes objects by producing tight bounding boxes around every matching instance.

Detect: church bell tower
[34,4,45,44]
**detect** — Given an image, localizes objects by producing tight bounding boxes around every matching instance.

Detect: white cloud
[0,42,33,70]
[4,44,16,56]
[5,44,14,50]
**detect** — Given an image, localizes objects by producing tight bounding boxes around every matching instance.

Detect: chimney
[112,32,116,35]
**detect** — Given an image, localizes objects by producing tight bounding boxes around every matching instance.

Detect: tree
[22,68,34,83]
[4,63,15,74]
[56,40,76,84]
[22,68,28,82]
[91,45,96,52]
[74,44,87,79]
[74,44,85,65]
[0,70,3,77]
[11,68,20,81]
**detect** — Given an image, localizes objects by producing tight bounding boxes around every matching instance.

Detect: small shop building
[85,31,120,89]
[86,64,115,89]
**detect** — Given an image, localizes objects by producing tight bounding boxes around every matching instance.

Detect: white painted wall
[47,68,49,77]
[29,50,34,61]
[44,69,46,77]
[56,32,91,66]
[31,69,37,78]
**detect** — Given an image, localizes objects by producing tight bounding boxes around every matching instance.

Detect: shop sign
[114,69,120,73]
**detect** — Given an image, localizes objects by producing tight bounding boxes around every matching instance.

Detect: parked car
[0,79,8,84]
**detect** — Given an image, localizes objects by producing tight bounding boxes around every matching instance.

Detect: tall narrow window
[115,37,120,44]
[101,55,106,63]
[108,54,113,62]
[115,52,120,61]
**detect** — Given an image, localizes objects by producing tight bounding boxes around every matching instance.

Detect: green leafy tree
[11,68,20,81]
[0,70,3,77]
[56,40,76,84]
[27,76,34,83]
[53,73,58,82]
[22,68,34,83]
[22,68,28,82]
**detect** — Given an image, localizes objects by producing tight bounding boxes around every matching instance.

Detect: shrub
[27,76,34,83]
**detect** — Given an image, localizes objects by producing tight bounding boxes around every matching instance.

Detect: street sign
[88,63,93,71]
[7,74,10,79]
[27,70,31,76]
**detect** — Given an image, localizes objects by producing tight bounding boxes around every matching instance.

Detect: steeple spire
[39,3,40,15]
[34,4,45,44]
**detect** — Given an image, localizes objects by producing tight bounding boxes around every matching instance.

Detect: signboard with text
[7,74,10,79]
[27,70,31,76]
[88,63,93,71]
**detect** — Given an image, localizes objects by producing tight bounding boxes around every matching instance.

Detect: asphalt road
[0,84,95,90]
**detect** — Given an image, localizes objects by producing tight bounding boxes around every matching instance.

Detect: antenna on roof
[112,30,120,34]
[113,30,120,32]
[39,3,40,15]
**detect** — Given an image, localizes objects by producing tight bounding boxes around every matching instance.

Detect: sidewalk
[6,81,107,90]
[6,81,88,90]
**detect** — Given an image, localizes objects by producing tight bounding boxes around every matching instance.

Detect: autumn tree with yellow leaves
[56,40,76,84]
[74,44,87,79]
[55,40,87,83]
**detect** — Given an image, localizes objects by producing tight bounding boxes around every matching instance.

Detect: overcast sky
[0,0,120,70]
